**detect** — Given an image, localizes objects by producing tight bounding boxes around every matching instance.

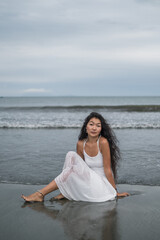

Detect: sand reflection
[22,199,118,240]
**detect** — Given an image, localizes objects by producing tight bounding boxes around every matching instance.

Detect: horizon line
[0,95,160,98]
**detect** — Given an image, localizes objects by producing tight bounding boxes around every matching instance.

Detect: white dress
[55,138,116,202]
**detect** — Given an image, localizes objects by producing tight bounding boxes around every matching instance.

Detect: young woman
[21,112,129,202]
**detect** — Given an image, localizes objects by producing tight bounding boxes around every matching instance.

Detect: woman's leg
[21,151,78,202]
[21,179,58,202]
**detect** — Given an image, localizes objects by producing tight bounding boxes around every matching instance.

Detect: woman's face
[86,117,102,138]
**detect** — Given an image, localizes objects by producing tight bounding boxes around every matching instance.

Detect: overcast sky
[0,0,160,96]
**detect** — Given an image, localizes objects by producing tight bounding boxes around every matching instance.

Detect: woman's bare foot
[21,191,44,202]
[50,193,65,201]
[54,193,65,200]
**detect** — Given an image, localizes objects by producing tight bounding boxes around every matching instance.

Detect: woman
[21,112,129,202]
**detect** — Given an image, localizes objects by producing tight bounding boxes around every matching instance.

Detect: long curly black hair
[78,112,120,180]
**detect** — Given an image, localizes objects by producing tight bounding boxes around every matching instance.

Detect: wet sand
[0,183,160,240]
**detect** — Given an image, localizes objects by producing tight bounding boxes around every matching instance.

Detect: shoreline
[0,183,160,240]
[1,181,160,187]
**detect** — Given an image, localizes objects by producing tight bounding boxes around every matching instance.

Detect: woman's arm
[100,137,117,189]
[100,137,129,197]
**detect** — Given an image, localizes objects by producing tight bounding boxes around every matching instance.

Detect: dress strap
[97,135,101,151]
[83,139,87,154]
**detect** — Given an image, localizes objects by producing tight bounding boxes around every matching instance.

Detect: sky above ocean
[0,0,160,96]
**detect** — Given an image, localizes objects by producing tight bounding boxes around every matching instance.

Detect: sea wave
[0,123,160,129]
[0,105,160,112]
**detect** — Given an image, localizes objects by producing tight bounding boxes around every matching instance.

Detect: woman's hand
[117,192,130,198]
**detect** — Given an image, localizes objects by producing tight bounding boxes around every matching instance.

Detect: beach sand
[0,183,160,240]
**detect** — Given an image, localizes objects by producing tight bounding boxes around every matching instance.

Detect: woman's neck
[87,135,99,143]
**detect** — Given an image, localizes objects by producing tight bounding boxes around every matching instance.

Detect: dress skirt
[54,151,116,202]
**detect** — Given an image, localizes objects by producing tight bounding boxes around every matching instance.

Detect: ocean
[0,96,160,186]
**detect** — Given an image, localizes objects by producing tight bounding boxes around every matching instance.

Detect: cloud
[23,88,50,93]
[0,0,160,96]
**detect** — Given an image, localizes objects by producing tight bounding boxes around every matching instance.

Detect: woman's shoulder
[99,137,110,153]
[77,139,86,147]
[77,138,87,145]
[99,136,109,147]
